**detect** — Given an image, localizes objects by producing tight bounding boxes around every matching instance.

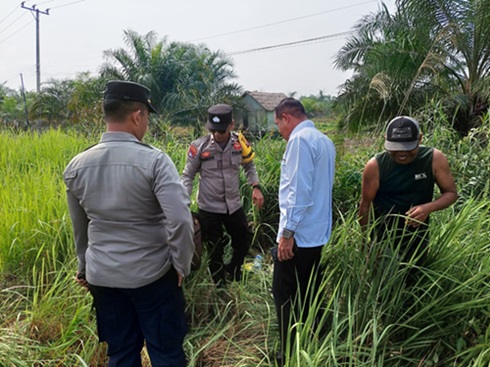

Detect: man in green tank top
[359,116,457,275]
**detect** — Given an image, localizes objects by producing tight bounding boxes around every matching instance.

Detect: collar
[290,119,315,138]
[208,132,237,146]
[100,131,139,143]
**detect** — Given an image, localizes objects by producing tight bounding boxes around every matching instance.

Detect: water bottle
[252,254,263,271]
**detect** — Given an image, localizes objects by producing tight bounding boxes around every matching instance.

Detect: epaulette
[82,143,98,152]
[134,141,162,152]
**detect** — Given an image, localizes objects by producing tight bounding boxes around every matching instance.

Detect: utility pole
[20,73,30,129]
[21,2,50,93]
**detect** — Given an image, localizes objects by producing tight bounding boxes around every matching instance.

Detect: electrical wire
[191,0,376,42]
[0,12,27,34]
[0,0,83,44]
[226,31,352,56]
[0,4,21,26]
[0,19,33,44]
[35,0,57,6]
[49,0,84,10]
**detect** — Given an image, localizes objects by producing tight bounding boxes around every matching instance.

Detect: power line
[16,0,82,92]
[35,0,58,6]
[0,4,21,26]
[191,0,376,42]
[226,31,352,56]
[21,2,50,92]
[49,0,85,10]
[2,72,27,84]
[0,19,34,44]
[0,12,27,34]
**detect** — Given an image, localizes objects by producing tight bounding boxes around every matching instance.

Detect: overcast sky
[0,0,395,97]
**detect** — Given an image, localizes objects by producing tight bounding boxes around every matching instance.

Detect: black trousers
[199,208,252,284]
[88,269,188,367]
[272,243,323,357]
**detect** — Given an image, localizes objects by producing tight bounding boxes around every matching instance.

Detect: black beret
[104,80,158,114]
[206,104,233,131]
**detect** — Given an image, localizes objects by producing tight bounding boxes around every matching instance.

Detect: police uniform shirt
[182,131,259,214]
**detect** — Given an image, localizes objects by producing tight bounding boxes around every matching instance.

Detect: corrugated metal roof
[244,91,288,111]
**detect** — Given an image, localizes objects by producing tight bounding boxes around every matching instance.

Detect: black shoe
[224,263,242,282]
[211,269,227,288]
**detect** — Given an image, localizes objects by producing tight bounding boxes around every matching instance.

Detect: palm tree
[334,4,443,131]
[67,72,106,125]
[335,1,490,134]
[100,30,242,133]
[28,74,106,127]
[397,0,490,134]
[29,79,74,124]
[0,84,29,129]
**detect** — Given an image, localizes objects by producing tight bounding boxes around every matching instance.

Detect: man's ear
[132,109,142,126]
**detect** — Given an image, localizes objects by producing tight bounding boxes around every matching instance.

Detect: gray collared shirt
[182,132,259,214]
[63,132,194,288]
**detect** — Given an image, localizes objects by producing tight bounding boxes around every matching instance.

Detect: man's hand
[177,272,184,287]
[278,237,294,262]
[74,272,89,290]
[405,204,430,227]
[252,188,264,210]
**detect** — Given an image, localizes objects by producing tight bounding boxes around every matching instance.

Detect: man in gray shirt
[64,80,194,366]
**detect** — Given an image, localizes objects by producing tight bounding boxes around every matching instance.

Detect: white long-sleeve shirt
[278,120,336,248]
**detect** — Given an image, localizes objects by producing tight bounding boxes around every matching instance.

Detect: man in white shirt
[272,97,336,365]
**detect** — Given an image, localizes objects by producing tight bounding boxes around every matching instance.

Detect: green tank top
[374,146,434,219]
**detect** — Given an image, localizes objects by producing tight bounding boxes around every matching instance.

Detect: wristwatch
[282,228,295,239]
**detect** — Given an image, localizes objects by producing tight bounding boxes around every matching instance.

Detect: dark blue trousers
[88,269,188,367]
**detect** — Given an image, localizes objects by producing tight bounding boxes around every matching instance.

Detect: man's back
[64,131,192,289]
[279,120,336,247]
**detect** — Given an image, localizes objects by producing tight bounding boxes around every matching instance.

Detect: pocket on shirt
[201,158,218,175]
[231,153,242,166]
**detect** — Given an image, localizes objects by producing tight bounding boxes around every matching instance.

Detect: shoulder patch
[233,141,241,151]
[187,145,198,159]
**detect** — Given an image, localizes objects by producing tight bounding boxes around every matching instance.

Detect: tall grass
[0,130,91,276]
[1,113,490,366]
[279,201,490,366]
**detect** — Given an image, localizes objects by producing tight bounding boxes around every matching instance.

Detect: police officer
[182,103,264,286]
[64,80,194,366]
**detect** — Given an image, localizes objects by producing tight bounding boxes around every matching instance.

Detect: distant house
[235,91,288,134]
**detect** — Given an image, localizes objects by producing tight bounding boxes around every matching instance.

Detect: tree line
[1,0,489,136]
[334,0,490,135]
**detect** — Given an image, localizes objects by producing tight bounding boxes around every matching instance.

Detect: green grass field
[1,119,490,366]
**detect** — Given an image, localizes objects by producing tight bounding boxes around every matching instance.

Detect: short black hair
[274,98,306,118]
[103,99,148,122]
